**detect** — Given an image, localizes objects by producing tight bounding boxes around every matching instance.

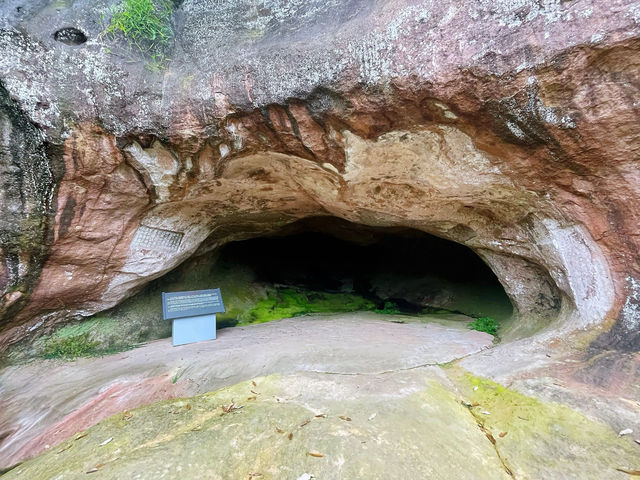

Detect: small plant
[467,316,499,336]
[43,333,100,360]
[374,301,401,315]
[105,0,174,70]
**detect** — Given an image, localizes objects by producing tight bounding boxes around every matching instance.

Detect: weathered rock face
[0,0,639,360]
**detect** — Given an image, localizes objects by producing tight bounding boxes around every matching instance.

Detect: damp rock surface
[0,0,639,474]
[4,370,638,480]
[0,313,492,467]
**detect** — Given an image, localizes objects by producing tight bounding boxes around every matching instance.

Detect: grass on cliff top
[244,288,376,324]
[105,0,173,70]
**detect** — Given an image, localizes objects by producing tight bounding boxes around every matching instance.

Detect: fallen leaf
[123,412,133,421]
[222,403,243,414]
[288,432,293,440]
[99,437,113,446]
[75,432,88,441]
[300,420,311,427]
[191,426,201,431]
[619,428,633,436]
[56,444,72,454]
[276,427,284,434]
[615,468,640,475]
[185,404,191,410]
[86,463,105,474]
[308,452,324,458]
[252,381,257,387]
[247,396,257,401]
[314,414,327,418]
[338,416,352,422]
[499,432,508,438]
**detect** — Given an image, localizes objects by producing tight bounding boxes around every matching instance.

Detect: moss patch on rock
[244,288,375,324]
[1,374,510,480]
[446,368,640,479]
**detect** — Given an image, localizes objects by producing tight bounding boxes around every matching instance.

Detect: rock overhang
[0,0,638,358]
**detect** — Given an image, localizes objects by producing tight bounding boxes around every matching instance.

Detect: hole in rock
[214,217,513,322]
[134,217,513,333]
[53,27,87,45]
[36,218,515,358]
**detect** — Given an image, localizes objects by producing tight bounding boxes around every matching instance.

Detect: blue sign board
[162,289,225,346]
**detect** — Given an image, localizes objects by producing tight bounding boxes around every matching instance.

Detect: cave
[111,215,514,341]
[214,217,513,322]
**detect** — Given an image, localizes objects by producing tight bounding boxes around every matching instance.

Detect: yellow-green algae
[5,370,638,480]
[4,375,511,480]
[446,368,640,479]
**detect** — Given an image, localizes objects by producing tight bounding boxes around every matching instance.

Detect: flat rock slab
[3,370,515,480]
[4,369,638,480]
[0,313,491,468]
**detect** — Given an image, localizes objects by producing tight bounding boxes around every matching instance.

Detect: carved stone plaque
[131,225,183,252]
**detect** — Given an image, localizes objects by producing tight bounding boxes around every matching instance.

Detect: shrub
[467,316,499,336]
[374,301,401,315]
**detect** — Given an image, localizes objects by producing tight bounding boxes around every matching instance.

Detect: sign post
[162,289,225,346]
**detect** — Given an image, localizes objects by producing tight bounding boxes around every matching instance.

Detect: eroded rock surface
[1,0,638,355]
[4,369,638,480]
[0,314,492,468]
[0,0,640,472]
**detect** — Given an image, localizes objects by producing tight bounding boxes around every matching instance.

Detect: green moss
[467,316,498,336]
[106,0,173,70]
[244,288,375,324]
[446,369,640,478]
[43,332,100,359]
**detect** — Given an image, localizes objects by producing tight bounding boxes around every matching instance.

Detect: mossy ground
[5,369,637,479]
[445,368,640,479]
[244,288,375,324]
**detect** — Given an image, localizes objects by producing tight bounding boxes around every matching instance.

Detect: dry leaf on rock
[86,463,105,474]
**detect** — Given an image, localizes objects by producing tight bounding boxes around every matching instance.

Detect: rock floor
[1,313,638,478]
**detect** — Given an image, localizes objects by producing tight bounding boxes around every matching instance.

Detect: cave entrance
[210,217,513,325]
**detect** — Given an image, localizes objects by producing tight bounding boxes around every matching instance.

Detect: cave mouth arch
[168,216,514,329]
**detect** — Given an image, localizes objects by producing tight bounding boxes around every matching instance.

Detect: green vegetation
[106,0,174,70]
[444,369,640,477]
[43,332,100,360]
[466,316,499,336]
[374,301,401,315]
[245,288,375,324]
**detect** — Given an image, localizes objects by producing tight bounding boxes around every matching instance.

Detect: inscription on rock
[131,225,183,252]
